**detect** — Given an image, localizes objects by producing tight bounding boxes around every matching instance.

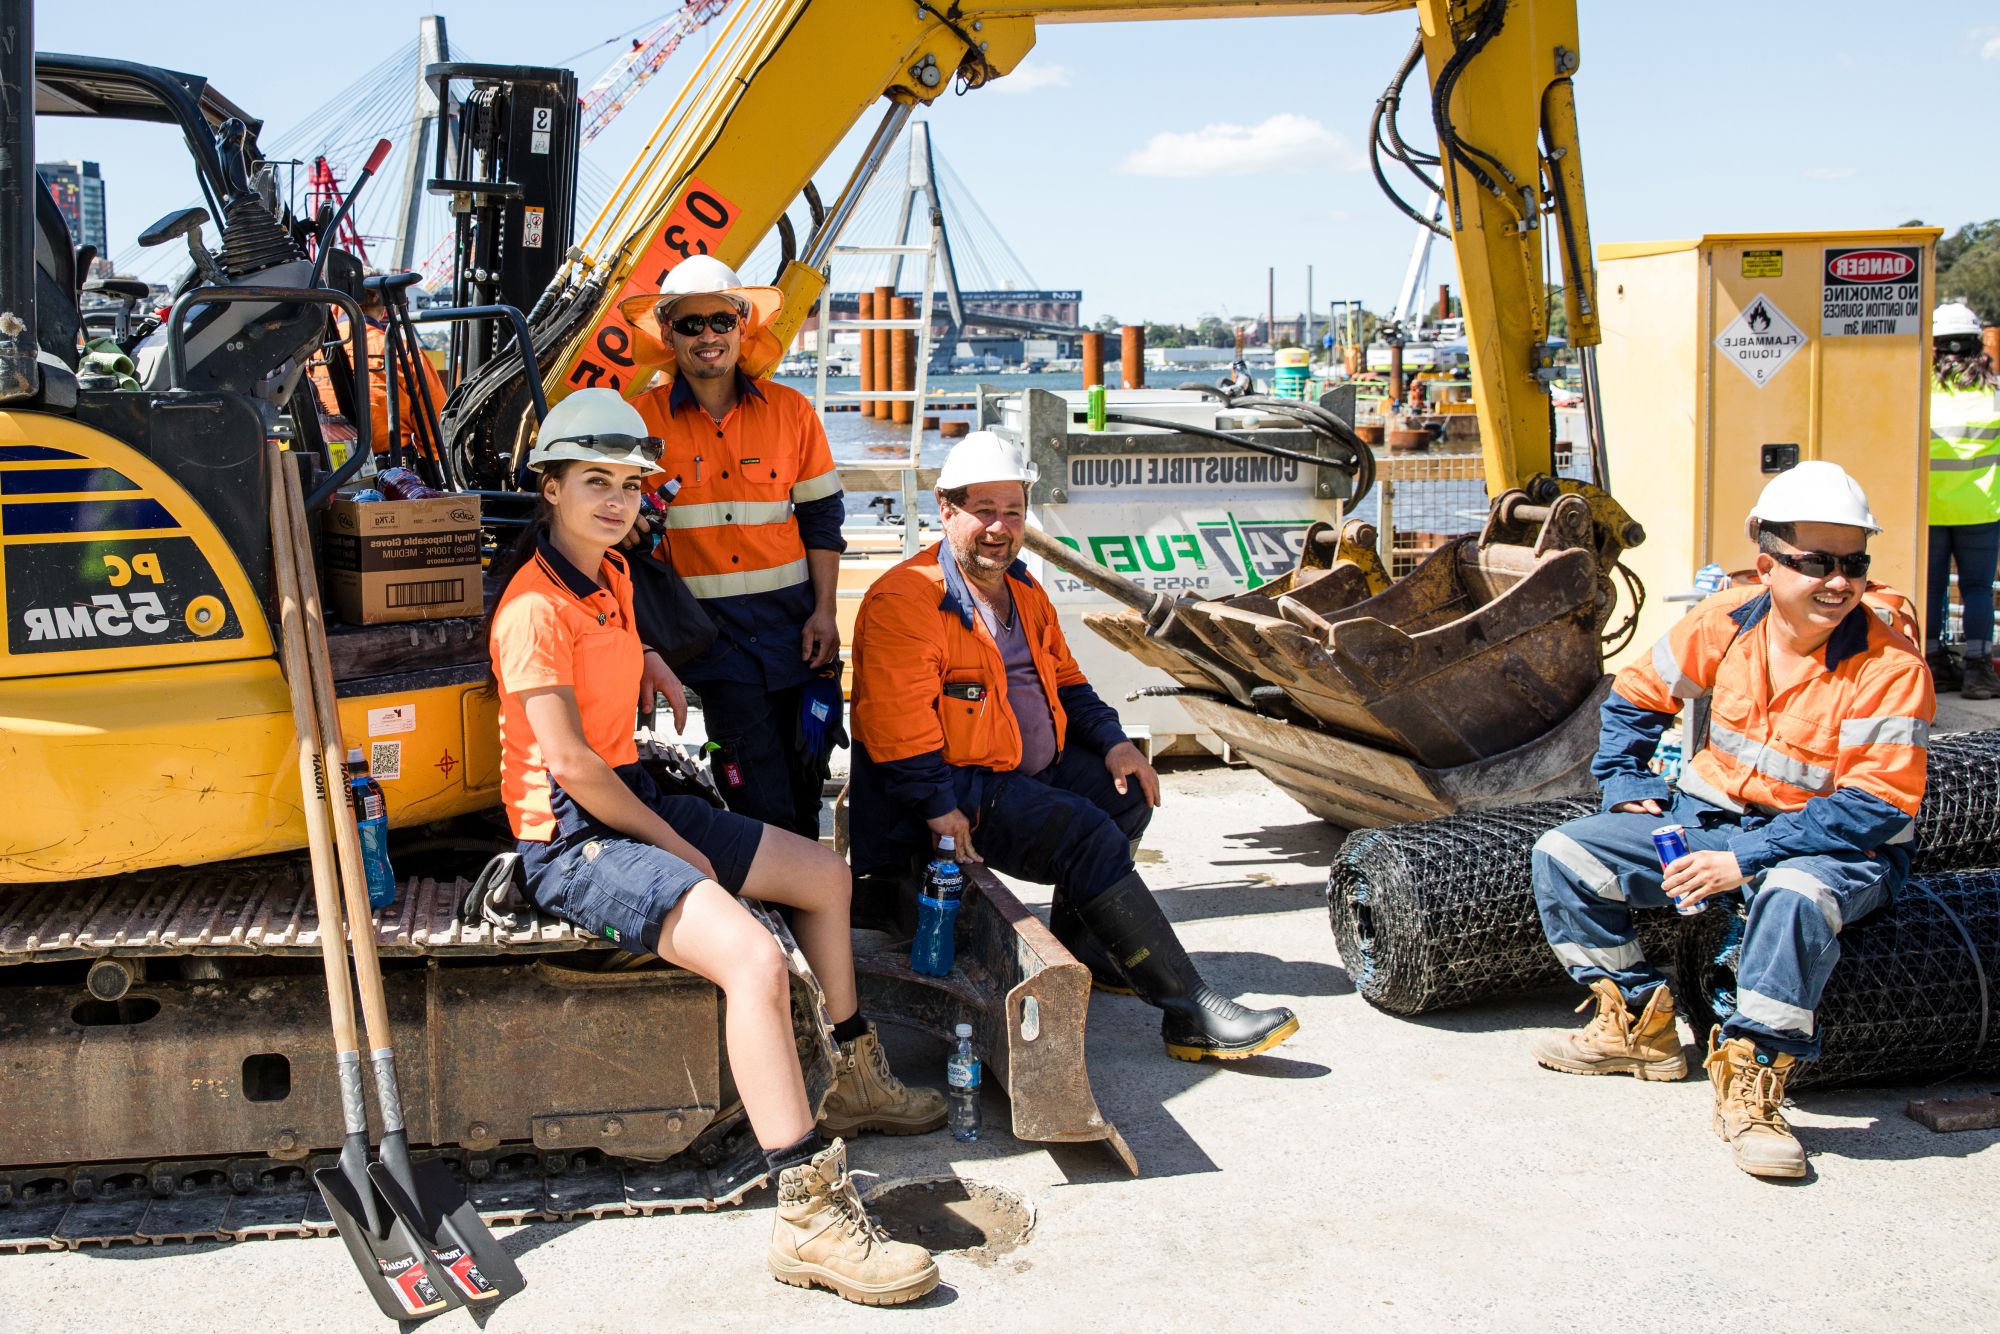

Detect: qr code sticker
[370,741,402,782]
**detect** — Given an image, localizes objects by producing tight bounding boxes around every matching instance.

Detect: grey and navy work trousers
[1530,791,1896,1061]
[694,679,824,840]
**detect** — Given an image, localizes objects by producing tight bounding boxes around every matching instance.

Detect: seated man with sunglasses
[1528,462,1933,1181]
[621,257,845,841]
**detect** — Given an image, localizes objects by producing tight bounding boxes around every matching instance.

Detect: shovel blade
[314,1165,459,1321]
[368,1158,526,1305]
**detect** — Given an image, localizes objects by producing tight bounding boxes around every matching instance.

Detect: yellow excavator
[0,0,1629,1251]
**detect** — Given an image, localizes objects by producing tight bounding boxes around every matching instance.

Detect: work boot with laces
[1926,646,1963,692]
[1963,655,2000,701]
[1705,1029,1807,1179]
[1531,978,1686,1080]
[769,1139,939,1305]
[817,1023,947,1137]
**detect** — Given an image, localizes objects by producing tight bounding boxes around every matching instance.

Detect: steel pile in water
[1325,800,1688,1015]
[1677,870,2000,1088]
[1323,730,2000,1017]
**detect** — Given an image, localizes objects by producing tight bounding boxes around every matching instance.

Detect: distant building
[37,160,107,254]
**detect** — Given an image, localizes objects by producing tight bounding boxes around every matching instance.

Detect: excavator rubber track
[0,858,1129,1252]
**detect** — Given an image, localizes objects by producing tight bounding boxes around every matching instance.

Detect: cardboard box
[324,493,482,625]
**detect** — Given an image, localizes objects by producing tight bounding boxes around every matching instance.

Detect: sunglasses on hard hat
[1769,548,1870,581]
[553,433,665,463]
[667,311,741,337]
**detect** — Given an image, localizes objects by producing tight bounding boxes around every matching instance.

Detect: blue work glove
[799,664,848,760]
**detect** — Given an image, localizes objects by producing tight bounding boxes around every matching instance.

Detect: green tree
[1093,314,1122,333]
[1144,320,1189,348]
[1906,220,2000,324]
[1192,316,1232,347]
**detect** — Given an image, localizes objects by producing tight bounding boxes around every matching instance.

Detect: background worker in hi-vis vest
[1925,300,2000,699]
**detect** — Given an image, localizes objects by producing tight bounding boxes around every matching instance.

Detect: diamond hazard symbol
[1714,294,1806,388]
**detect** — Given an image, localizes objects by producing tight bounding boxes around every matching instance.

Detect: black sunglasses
[1769,548,1870,580]
[555,433,665,463]
[667,311,740,337]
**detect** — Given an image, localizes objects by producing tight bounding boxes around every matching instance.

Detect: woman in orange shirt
[486,389,941,1306]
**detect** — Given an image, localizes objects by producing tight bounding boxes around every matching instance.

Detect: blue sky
[36,2,2000,324]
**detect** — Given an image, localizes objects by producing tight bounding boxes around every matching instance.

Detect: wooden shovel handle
[278,462,402,1055]
[266,442,361,1058]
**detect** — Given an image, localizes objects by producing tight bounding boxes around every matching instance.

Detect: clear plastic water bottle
[910,836,965,977]
[345,748,397,909]
[947,1023,981,1143]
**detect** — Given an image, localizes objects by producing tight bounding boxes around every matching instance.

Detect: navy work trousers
[974,744,1152,902]
[696,679,823,840]
[1927,519,2000,652]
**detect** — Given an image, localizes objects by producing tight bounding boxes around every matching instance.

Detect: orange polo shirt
[489,536,642,841]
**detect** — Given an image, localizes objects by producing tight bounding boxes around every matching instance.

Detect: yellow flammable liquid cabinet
[1595,228,1939,670]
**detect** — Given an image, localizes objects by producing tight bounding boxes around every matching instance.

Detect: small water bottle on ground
[345,747,397,909]
[910,836,965,977]
[947,1023,981,1143]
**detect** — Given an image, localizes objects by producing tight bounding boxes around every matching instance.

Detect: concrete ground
[11,711,2000,1333]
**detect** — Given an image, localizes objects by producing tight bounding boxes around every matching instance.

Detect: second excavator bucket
[1067,493,1614,827]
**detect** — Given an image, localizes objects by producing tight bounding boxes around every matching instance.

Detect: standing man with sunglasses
[621,257,846,839]
[1527,462,1933,1180]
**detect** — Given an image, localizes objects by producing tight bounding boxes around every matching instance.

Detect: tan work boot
[817,1024,947,1137]
[1705,1029,1807,1179]
[769,1139,939,1305]
[1531,977,1687,1080]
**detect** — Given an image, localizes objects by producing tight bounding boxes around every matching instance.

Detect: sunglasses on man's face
[557,433,665,463]
[1769,548,1871,581]
[667,311,740,337]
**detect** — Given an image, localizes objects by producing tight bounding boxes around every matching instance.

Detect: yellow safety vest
[1930,386,2000,527]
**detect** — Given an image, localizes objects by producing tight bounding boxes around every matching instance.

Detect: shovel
[266,444,455,1321]
[281,459,526,1307]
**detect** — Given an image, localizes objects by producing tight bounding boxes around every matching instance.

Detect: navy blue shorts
[518,762,766,956]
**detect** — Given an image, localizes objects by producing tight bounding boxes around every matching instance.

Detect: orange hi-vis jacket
[1599,583,1935,876]
[850,543,1129,819]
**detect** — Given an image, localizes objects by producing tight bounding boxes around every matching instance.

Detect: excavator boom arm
[544,0,1605,504]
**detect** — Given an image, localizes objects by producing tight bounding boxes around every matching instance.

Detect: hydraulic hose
[1102,401,1376,508]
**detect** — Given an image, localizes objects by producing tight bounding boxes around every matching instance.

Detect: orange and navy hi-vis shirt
[633,371,844,689]
[1598,582,1935,876]
[488,535,642,841]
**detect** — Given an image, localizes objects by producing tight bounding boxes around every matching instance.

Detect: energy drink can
[1087,383,1106,432]
[1651,824,1704,915]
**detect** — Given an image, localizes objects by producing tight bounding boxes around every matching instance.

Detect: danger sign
[1822,245,1923,337]
[1715,294,1806,388]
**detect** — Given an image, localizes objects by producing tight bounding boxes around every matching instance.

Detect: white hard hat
[528,388,665,475]
[1745,460,1879,541]
[936,430,1038,492]
[617,255,782,341]
[1934,301,1983,340]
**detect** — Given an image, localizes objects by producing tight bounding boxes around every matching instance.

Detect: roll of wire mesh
[1325,730,2000,1018]
[1326,800,1689,1015]
[1677,871,1998,1088]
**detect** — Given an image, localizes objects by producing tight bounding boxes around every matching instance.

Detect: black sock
[830,1012,870,1045]
[764,1128,826,1176]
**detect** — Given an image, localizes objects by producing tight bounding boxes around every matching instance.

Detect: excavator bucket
[1056,495,1613,828]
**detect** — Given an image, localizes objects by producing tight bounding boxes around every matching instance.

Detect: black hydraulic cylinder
[0,0,39,401]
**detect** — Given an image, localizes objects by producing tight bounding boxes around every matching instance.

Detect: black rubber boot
[1927,647,1963,693]
[1048,889,1136,995]
[1964,655,2000,701]
[1075,873,1299,1062]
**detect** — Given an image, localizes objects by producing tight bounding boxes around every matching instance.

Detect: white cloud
[1975,26,2000,59]
[1802,165,1856,181]
[992,61,1072,94]
[1116,113,1362,179]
